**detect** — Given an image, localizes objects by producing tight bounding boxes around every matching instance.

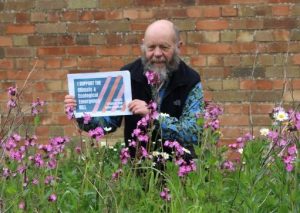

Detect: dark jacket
[121,58,200,146]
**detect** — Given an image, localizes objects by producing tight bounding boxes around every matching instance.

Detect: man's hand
[64,95,77,111]
[128,99,150,116]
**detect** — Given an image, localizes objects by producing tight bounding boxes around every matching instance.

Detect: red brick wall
[0,0,299,145]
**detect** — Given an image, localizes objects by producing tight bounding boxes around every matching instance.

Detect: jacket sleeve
[158,83,204,145]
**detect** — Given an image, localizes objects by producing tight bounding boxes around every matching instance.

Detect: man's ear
[177,40,183,49]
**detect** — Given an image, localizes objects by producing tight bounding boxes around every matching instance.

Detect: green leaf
[34,115,40,126]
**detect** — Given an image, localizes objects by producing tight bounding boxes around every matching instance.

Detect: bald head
[144,20,180,44]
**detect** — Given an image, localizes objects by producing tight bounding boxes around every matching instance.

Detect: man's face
[141,36,180,79]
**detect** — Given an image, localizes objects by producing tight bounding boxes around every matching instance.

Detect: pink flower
[48,194,57,202]
[145,70,160,86]
[83,113,92,124]
[8,86,17,96]
[285,163,293,172]
[18,201,25,209]
[7,99,16,109]
[65,106,74,120]
[32,178,39,185]
[222,160,235,171]
[120,147,130,165]
[140,146,148,158]
[75,146,81,154]
[112,169,123,180]
[288,144,297,155]
[160,187,171,201]
[88,127,104,141]
[44,176,55,185]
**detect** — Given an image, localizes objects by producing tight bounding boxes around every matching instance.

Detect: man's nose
[153,47,162,57]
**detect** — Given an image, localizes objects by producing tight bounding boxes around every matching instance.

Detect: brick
[224,56,240,66]
[238,6,255,17]
[135,0,163,7]
[0,13,15,23]
[105,10,123,20]
[264,18,297,29]
[198,0,230,5]
[62,11,79,21]
[255,30,274,41]
[258,54,274,65]
[67,46,97,56]
[221,31,236,42]
[214,91,251,102]
[97,45,131,56]
[272,5,290,16]
[203,7,221,18]
[187,32,203,44]
[180,45,198,55]
[79,11,94,21]
[99,0,134,8]
[292,54,300,65]
[36,0,67,9]
[231,43,257,54]
[196,20,228,30]
[36,23,66,33]
[13,36,28,46]
[0,36,12,46]
[240,80,273,90]
[76,35,89,45]
[0,2,3,11]
[292,79,300,89]
[289,42,300,53]
[230,0,266,4]
[201,67,229,79]
[0,59,13,69]
[58,35,75,46]
[223,104,249,115]
[251,91,282,102]
[259,43,288,53]
[241,55,256,66]
[252,115,270,126]
[231,67,265,78]
[254,6,272,16]
[291,5,300,16]
[291,30,300,41]
[31,12,47,22]
[5,47,34,58]
[38,47,65,56]
[6,24,35,34]
[165,0,195,5]
[230,19,263,30]
[173,20,195,31]
[284,90,300,102]
[67,0,97,9]
[250,103,274,114]
[47,12,60,22]
[77,57,111,68]
[124,9,154,20]
[198,43,231,54]
[223,79,239,90]
[190,56,206,67]
[106,34,123,45]
[90,34,106,45]
[222,6,238,17]
[45,59,61,69]
[68,23,98,33]
[28,36,43,46]
[272,80,286,90]
[273,30,290,41]
[220,115,249,126]
[203,31,219,43]
[186,7,203,18]
[207,56,223,66]
[93,11,105,20]
[204,80,222,90]
[46,81,63,90]
[62,58,77,68]
[16,13,30,23]
[266,66,300,78]
[98,21,130,32]
[237,31,253,42]
[4,1,35,10]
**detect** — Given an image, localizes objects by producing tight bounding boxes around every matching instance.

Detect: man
[64,19,204,157]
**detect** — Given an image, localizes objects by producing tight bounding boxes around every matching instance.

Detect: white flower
[238,148,243,154]
[161,152,170,160]
[104,127,112,132]
[100,141,106,147]
[260,128,270,136]
[274,111,289,122]
[152,151,159,157]
[158,113,170,121]
[182,147,191,154]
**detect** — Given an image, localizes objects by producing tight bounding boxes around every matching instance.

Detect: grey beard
[141,54,181,83]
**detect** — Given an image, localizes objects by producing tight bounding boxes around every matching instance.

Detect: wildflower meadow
[0,71,299,212]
